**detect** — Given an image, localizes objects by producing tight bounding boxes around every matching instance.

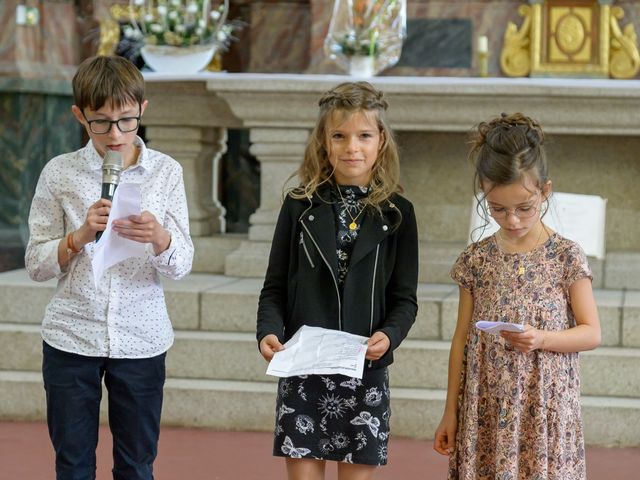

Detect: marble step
[1,370,637,448]
[192,235,640,289]
[0,270,638,347]
[2,325,639,398]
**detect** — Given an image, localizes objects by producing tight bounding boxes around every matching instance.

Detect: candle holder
[478,51,489,77]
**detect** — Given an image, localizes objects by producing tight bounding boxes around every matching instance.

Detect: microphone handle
[96,182,118,242]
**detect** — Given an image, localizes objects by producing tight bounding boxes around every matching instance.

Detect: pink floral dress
[449,233,591,480]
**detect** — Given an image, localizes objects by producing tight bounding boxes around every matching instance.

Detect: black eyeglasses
[82,109,141,135]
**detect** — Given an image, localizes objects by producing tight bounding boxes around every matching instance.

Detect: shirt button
[382,225,388,231]
[308,215,315,221]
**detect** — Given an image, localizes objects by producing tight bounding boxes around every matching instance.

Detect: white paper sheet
[266,325,369,379]
[475,321,525,334]
[468,192,607,259]
[91,183,146,287]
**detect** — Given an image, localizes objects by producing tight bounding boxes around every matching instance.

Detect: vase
[140,44,217,74]
[348,55,376,78]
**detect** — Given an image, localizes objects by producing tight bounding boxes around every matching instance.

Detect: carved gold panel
[501,0,640,79]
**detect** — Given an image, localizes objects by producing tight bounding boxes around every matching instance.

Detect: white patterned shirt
[25,138,194,358]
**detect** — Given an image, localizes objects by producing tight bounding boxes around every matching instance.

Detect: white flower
[196,27,204,36]
[150,23,163,33]
[186,2,198,14]
[134,0,145,5]
[217,30,228,42]
[144,13,154,22]
[175,24,186,33]
[170,0,180,5]
[198,19,206,28]
[157,5,167,16]
[168,10,178,20]
[210,10,221,20]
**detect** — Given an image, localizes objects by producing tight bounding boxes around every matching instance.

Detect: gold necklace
[336,186,366,231]
[497,224,546,275]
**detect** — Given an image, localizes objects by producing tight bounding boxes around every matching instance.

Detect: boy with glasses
[25,55,194,480]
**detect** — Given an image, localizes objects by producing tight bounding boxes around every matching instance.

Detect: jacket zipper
[301,222,342,331]
[369,244,380,368]
[300,232,315,268]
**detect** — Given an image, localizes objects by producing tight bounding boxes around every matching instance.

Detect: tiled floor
[1,422,639,479]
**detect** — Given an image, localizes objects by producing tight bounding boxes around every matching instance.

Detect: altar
[141,73,640,289]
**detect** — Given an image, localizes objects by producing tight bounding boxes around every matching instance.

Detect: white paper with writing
[266,325,369,379]
[91,183,146,287]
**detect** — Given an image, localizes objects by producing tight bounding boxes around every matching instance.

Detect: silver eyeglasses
[487,204,539,219]
[486,191,541,219]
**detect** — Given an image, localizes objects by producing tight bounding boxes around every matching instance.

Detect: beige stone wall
[398,131,640,251]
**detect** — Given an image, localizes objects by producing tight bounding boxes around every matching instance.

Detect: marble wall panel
[309,0,640,79]
[0,87,81,271]
[246,1,311,73]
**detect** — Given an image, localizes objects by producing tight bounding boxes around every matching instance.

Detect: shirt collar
[87,136,149,172]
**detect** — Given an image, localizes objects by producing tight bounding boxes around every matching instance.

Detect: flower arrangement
[124,0,240,49]
[324,0,406,76]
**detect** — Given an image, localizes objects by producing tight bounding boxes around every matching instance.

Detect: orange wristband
[66,232,81,254]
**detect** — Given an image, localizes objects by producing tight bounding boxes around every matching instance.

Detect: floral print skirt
[273,368,390,466]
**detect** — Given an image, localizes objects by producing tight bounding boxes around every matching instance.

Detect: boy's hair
[469,112,548,193]
[72,56,145,112]
[289,81,401,208]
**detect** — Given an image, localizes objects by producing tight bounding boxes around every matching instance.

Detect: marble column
[145,126,228,236]
[225,127,308,276]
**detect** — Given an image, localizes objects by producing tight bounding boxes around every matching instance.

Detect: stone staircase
[1,247,639,447]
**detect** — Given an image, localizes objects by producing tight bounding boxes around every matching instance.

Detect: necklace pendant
[518,265,525,275]
[349,222,357,231]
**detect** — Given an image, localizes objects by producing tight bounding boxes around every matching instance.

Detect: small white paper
[475,321,525,334]
[266,325,369,379]
[91,183,146,287]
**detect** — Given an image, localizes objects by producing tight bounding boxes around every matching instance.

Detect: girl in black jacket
[257,81,418,480]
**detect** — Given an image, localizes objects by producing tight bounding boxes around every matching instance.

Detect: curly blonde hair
[288,81,401,208]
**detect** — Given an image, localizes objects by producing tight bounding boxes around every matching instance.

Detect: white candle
[202,0,209,25]
[478,35,488,54]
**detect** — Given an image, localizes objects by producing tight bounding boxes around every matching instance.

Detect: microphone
[96,150,124,242]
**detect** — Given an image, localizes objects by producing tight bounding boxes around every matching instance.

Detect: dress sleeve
[563,241,592,288]
[450,246,475,292]
[149,164,194,279]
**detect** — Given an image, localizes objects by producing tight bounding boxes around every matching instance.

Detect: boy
[25,55,194,480]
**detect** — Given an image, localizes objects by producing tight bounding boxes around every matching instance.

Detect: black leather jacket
[257,185,419,370]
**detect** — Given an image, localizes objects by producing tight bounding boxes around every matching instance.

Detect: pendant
[349,222,357,230]
[518,266,525,275]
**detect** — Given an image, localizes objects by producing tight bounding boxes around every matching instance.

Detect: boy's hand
[365,331,390,361]
[112,211,171,255]
[76,199,112,246]
[259,334,284,362]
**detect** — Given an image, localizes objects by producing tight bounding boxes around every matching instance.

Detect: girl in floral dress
[257,82,418,479]
[434,113,601,479]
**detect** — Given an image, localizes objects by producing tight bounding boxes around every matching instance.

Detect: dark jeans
[42,341,166,480]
